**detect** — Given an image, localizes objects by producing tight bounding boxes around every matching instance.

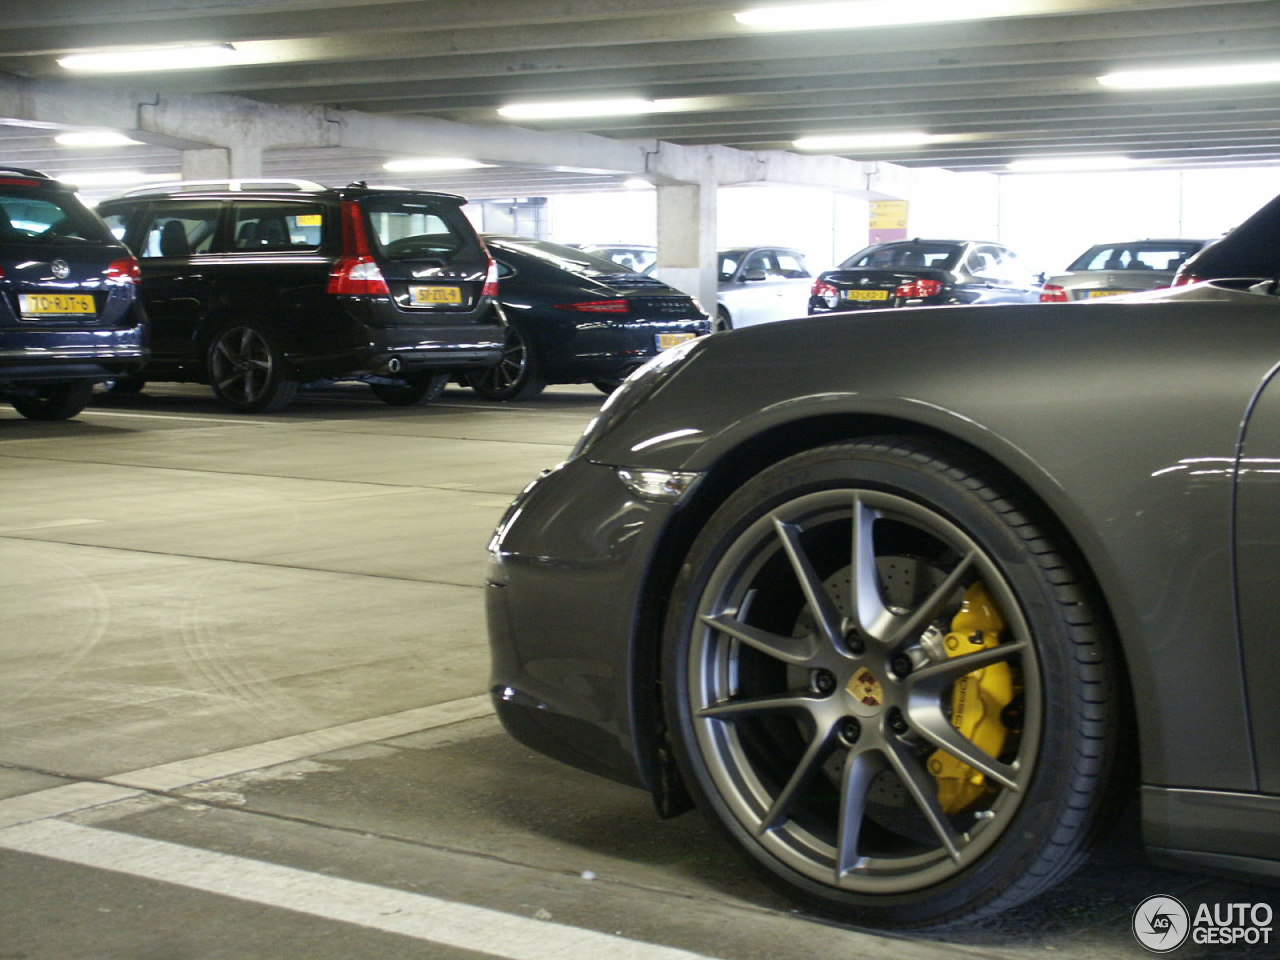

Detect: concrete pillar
[655,181,718,314]
[180,144,263,181]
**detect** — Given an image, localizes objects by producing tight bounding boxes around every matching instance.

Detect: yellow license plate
[657,332,696,350]
[19,293,96,316]
[1087,289,1131,298]
[846,289,889,301]
[411,285,463,305]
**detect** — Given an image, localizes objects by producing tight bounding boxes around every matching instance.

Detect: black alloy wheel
[9,381,94,420]
[369,372,449,406]
[465,323,545,401]
[207,325,299,413]
[663,438,1119,928]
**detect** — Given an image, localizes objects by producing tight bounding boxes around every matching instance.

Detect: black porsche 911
[465,236,710,400]
[808,238,1043,314]
[486,244,1280,925]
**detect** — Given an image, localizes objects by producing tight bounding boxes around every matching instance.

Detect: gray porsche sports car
[485,275,1280,928]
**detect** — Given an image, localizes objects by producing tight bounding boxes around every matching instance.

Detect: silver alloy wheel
[687,487,1041,894]
[210,326,275,406]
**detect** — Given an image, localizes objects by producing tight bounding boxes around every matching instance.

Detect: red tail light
[0,177,41,187]
[1039,284,1069,302]
[1172,273,1200,287]
[482,256,499,299]
[811,279,838,298]
[105,257,141,285]
[895,278,943,299]
[327,200,389,296]
[555,299,630,313]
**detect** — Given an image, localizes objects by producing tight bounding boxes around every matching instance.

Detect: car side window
[139,203,221,258]
[718,254,741,281]
[98,210,132,243]
[773,252,809,278]
[231,201,325,252]
[742,251,771,275]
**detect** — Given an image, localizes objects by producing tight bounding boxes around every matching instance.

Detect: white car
[715,246,813,330]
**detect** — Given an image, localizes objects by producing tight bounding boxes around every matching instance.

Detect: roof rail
[114,177,328,198]
[0,166,53,180]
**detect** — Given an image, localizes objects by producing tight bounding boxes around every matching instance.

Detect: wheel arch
[629,411,1136,818]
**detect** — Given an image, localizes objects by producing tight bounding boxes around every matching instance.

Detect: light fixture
[1006,156,1142,173]
[793,131,936,150]
[736,0,1030,31]
[498,98,659,120]
[55,131,142,147]
[1098,61,1280,90]
[60,170,182,187]
[382,157,493,172]
[58,43,240,73]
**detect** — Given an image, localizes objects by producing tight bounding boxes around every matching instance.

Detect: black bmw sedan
[487,272,1280,928]
[808,239,1043,313]
[466,236,710,400]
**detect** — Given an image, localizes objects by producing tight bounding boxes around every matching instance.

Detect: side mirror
[742,268,768,282]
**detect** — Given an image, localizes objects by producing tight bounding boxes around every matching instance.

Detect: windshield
[840,242,961,270]
[1067,242,1206,272]
[362,198,473,261]
[492,237,641,276]
[0,188,113,244]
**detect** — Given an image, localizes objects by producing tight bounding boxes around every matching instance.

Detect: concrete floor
[0,382,1274,960]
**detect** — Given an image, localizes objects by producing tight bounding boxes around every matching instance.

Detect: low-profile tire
[10,381,94,420]
[207,324,299,413]
[662,437,1119,929]
[106,375,147,395]
[464,323,545,401]
[369,372,449,406]
[714,307,733,333]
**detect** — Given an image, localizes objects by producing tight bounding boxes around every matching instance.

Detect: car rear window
[492,238,629,276]
[362,199,471,261]
[1068,243,1205,272]
[841,243,960,270]
[0,188,113,244]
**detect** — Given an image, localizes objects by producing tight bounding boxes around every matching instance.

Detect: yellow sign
[870,200,909,230]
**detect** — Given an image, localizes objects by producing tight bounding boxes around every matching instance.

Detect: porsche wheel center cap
[846,666,885,714]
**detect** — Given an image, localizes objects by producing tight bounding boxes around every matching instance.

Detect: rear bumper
[291,320,505,380]
[0,327,148,385]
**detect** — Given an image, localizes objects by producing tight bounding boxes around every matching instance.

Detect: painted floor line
[0,819,722,960]
[81,409,288,426]
[0,694,495,825]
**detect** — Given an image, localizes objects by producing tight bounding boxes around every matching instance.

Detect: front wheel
[369,372,449,406]
[207,325,298,413]
[9,381,94,420]
[714,308,733,333]
[663,438,1119,928]
[464,323,545,401]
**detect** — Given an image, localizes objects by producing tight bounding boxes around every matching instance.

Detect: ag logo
[1133,895,1190,953]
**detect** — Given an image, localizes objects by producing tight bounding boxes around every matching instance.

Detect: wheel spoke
[773,517,844,650]
[835,748,881,876]
[848,494,896,643]
[883,736,964,862]
[697,691,820,721]
[910,641,1028,691]
[908,707,1020,792]
[757,721,841,835]
[699,612,819,665]
[885,552,977,650]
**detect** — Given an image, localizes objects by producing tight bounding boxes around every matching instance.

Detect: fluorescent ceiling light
[1006,156,1141,173]
[794,131,936,150]
[58,43,240,73]
[498,98,659,120]
[383,157,493,172]
[736,0,1030,31]
[55,131,142,147]
[60,170,181,187]
[1099,61,1280,90]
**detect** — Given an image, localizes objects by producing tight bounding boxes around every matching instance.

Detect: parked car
[0,167,146,420]
[1039,239,1209,301]
[716,246,813,330]
[487,274,1280,927]
[465,236,709,400]
[569,243,657,274]
[1175,191,1280,285]
[94,179,503,412]
[809,239,1042,313]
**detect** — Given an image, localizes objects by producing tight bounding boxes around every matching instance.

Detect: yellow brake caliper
[927,581,1016,814]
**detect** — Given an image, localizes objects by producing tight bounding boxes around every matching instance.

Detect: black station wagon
[0,167,146,420]
[97,179,503,412]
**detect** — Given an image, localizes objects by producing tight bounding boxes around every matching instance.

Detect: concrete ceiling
[0,0,1278,196]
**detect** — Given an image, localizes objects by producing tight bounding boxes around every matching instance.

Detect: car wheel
[663,437,1119,928]
[369,372,449,406]
[9,381,94,420]
[592,378,625,395]
[715,308,733,333]
[207,325,299,413]
[465,323,545,401]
